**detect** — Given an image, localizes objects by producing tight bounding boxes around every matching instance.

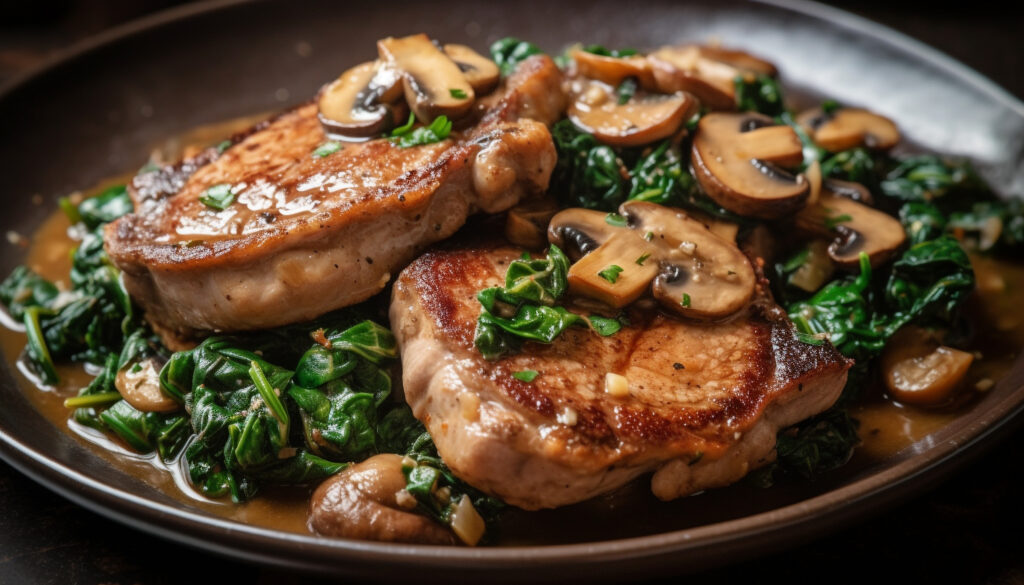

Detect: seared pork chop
[105,56,564,338]
[391,244,851,510]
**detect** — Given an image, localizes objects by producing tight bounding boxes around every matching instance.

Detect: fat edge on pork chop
[105,56,565,340]
[391,244,852,510]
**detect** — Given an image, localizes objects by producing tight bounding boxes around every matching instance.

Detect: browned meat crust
[105,56,565,338]
[391,244,852,509]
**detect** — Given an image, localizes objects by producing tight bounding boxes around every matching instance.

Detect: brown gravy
[3,115,1022,545]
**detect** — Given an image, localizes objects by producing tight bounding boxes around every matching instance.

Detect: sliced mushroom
[691,112,809,219]
[548,201,756,319]
[378,34,475,122]
[318,60,406,139]
[824,177,873,204]
[794,180,906,269]
[685,208,741,243]
[505,197,561,249]
[443,43,501,95]
[569,79,696,147]
[115,358,179,413]
[882,326,973,406]
[309,454,457,545]
[796,107,900,152]
[570,48,656,89]
[648,44,777,111]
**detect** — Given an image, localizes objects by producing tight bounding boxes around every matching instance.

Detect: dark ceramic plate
[1,0,1022,581]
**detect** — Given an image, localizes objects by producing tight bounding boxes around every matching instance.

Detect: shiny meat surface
[391,244,851,509]
[105,56,565,337]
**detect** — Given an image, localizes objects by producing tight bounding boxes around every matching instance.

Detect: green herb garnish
[490,37,545,76]
[199,183,235,210]
[587,315,623,336]
[681,293,691,308]
[450,88,468,99]
[616,77,637,105]
[512,370,539,382]
[312,141,342,158]
[598,265,623,283]
[391,114,453,148]
[605,213,627,227]
[824,213,853,229]
[636,253,651,265]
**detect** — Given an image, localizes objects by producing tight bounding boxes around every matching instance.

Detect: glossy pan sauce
[2,114,1022,545]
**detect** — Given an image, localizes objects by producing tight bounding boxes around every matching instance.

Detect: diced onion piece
[605,372,630,397]
[450,495,485,546]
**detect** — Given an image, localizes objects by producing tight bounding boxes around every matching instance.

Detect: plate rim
[1,0,1022,576]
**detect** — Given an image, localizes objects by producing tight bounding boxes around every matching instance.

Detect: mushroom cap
[568,79,696,147]
[570,49,657,89]
[378,34,475,122]
[647,45,777,111]
[444,43,501,95]
[548,201,756,320]
[317,60,406,139]
[797,107,900,152]
[624,201,756,319]
[794,183,907,270]
[881,326,973,406]
[691,112,810,219]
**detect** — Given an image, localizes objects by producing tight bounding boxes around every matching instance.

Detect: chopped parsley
[199,183,234,210]
[598,265,624,283]
[825,213,854,229]
[605,213,628,228]
[636,253,651,266]
[616,78,638,105]
[312,141,342,158]
[681,293,692,307]
[450,88,468,99]
[391,113,453,148]
[587,315,623,336]
[512,370,539,382]
[215,139,232,154]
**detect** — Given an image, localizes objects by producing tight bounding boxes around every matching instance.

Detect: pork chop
[391,243,852,510]
[105,56,564,338]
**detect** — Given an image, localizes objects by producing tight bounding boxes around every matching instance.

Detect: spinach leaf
[73,184,133,229]
[402,432,505,540]
[289,321,397,460]
[490,37,545,76]
[627,140,745,222]
[882,235,974,334]
[899,202,947,245]
[551,119,630,210]
[947,199,1024,253]
[749,404,860,487]
[820,147,884,190]
[880,155,988,204]
[734,74,784,116]
[473,245,587,359]
[0,266,59,321]
[2,186,139,383]
[581,44,639,58]
[787,253,886,361]
[99,400,189,459]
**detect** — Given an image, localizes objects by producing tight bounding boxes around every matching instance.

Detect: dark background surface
[1,1,1021,583]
